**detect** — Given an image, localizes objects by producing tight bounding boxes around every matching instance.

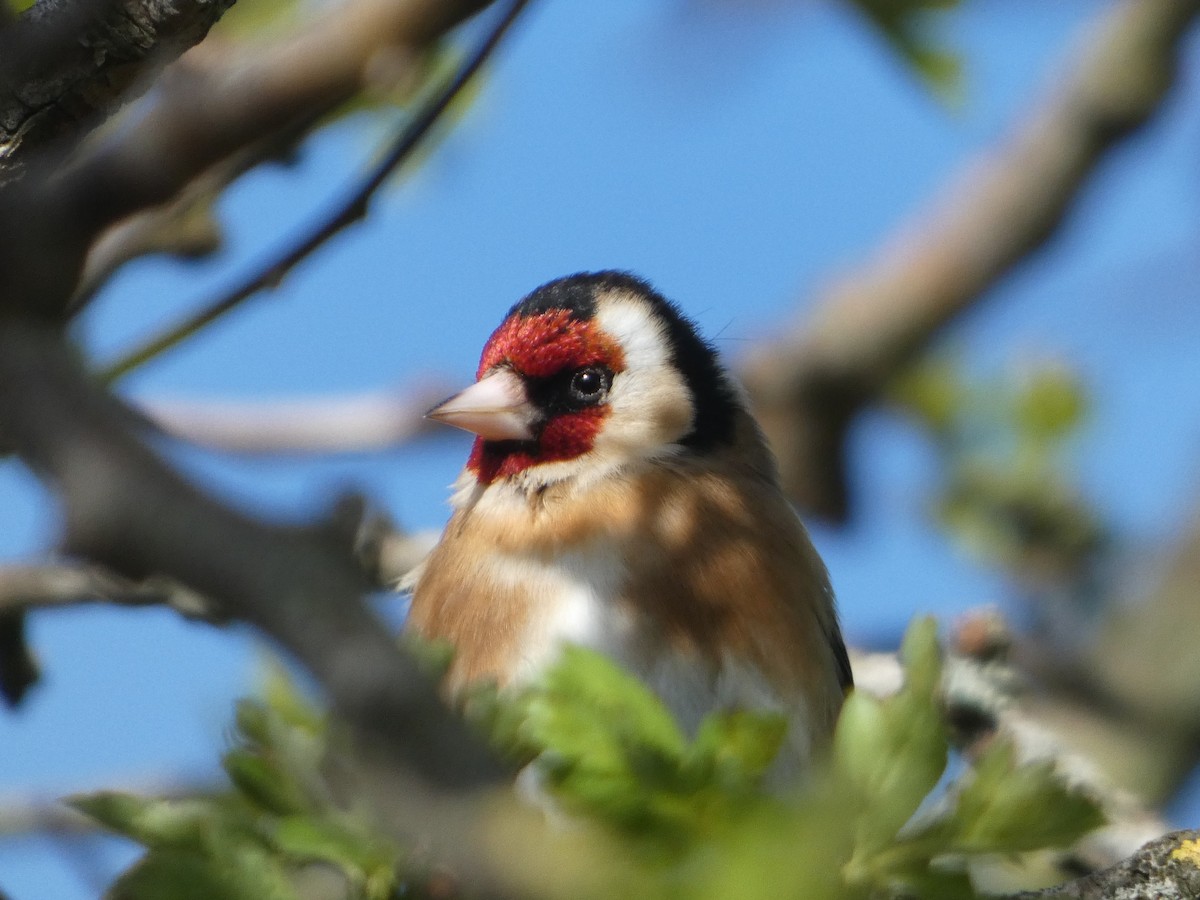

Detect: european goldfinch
[407,272,851,774]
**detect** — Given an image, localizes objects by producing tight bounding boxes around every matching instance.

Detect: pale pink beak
[426,368,536,442]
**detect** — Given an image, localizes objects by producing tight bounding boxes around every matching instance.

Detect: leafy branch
[75,619,1105,898]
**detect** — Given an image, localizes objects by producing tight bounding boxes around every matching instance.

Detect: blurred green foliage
[75,666,402,900]
[74,618,1102,898]
[891,355,1107,587]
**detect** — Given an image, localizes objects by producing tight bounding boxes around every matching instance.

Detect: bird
[405,271,851,775]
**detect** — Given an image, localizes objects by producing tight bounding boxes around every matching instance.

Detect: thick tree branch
[0,0,233,175]
[740,0,1200,520]
[0,0,501,322]
[0,535,434,618]
[1017,830,1200,899]
[0,321,510,879]
[0,11,527,857]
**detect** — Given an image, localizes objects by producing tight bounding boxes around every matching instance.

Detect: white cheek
[594,298,695,454]
[595,299,669,373]
[604,372,693,447]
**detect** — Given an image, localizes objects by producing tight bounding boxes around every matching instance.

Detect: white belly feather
[490,547,812,771]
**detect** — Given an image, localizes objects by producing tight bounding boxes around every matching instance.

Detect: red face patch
[476,309,620,379]
[467,310,625,484]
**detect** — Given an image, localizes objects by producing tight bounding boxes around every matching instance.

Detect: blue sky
[3,2,1200,895]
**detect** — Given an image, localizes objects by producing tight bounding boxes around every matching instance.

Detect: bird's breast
[410,538,801,749]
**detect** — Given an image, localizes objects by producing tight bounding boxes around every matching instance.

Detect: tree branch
[136,383,449,454]
[0,0,502,323]
[1016,830,1200,899]
[739,0,1200,520]
[98,0,530,379]
[0,0,233,177]
[0,561,215,617]
[0,320,510,879]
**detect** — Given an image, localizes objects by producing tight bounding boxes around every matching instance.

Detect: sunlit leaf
[223,749,308,818]
[107,845,296,900]
[948,740,1105,853]
[271,813,398,893]
[686,709,787,787]
[70,793,216,850]
[835,617,948,860]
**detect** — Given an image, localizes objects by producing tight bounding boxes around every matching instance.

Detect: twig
[137,382,451,453]
[0,561,213,617]
[0,561,218,705]
[99,0,531,383]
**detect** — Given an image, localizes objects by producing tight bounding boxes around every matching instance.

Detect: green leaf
[226,692,330,816]
[523,646,687,780]
[233,699,272,749]
[70,793,216,850]
[259,664,324,735]
[271,814,397,893]
[890,356,966,436]
[886,863,977,900]
[106,850,245,900]
[948,740,1105,853]
[834,617,949,861]
[686,710,787,787]
[399,632,457,681]
[518,646,776,845]
[464,676,538,764]
[107,846,297,900]
[223,750,308,817]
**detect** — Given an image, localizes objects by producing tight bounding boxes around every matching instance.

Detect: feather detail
[407,409,848,766]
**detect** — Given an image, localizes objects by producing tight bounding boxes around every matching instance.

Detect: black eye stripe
[526,365,613,417]
[510,272,738,451]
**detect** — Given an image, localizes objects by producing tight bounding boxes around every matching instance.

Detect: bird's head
[428,271,742,492]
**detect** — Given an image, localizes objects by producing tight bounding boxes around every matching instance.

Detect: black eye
[568,366,611,404]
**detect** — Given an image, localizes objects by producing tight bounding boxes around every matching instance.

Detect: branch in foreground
[0,561,213,705]
[0,504,434,704]
[0,525,436,618]
[0,561,209,616]
[739,0,1200,520]
[0,321,510,882]
[1019,830,1200,899]
[0,0,232,176]
[0,0,501,323]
